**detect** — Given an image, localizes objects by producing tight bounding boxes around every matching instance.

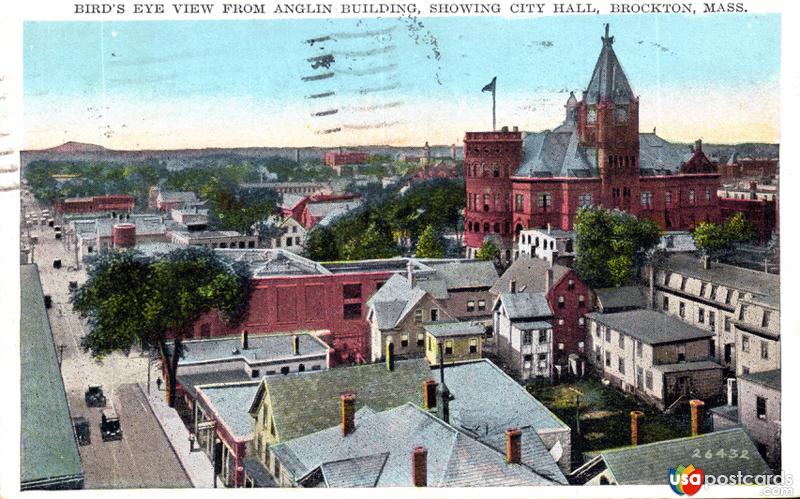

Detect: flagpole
[492,87,496,131]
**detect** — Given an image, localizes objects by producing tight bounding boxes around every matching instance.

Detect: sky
[22,14,781,150]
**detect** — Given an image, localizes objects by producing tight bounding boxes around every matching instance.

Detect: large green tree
[415,225,446,258]
[305,226,339,261]
[574,207,662,288]
[693,213,754,259]
[201,178,281,234]
[476,238,500,262]
[73,247,251,406]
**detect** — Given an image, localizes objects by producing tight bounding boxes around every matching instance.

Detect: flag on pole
[481,77,496,94]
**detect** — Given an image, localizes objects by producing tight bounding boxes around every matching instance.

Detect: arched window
[493,164,499,177]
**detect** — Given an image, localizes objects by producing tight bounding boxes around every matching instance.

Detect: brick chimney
[341,393,356,436]
[386,342,395,371]
[630,410,644,446]
[690,399,705,436]
[412,446,427,487]
[506,428,522,464]
[695,139,702,153]
[240,330,249,350]
[407,260,414,287]
[423,379,438,410]
[703,255,711,270]
[292,335,300,355]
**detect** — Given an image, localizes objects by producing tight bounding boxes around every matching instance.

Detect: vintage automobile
[68,281,78,293]
[72,416,90,446]
[85,384,107,407]
[100,409,123,442]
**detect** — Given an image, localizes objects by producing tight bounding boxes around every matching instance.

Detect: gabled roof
[196,382,260,441]
[584,25,635,105]
[367,274,428,330]
[250,358,430,442]
[424,321,485,339]
[598,428,771,484]
[423,260,499,290]
[271,403,562,487]
[490,256,571,296]
[495,292,552,320]
[585,309,713,345]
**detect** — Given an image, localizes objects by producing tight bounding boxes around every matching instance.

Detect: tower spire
[602,23,614,46]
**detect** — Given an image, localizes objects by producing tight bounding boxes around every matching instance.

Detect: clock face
[587,108,597,123]
[615,107,628,123]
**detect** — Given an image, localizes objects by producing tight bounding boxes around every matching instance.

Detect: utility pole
[568,386,584,436]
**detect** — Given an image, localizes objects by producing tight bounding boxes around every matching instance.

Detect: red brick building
[719,197,777,245]
[464,26,720,259]
[182,252,424,364]
[56,194,135,214]
[718,153,778,180]
[324,151,369,167]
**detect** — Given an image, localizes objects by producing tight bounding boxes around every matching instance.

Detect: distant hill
[20,143,461,170]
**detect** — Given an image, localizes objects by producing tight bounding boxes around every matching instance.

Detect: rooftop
[661,253,779,306]
[490,256,571,296]
[598,428,771,484]
[739,369,781,392]
[271,403,563,487]
[496,292,552,320]
[586,309,713,345]
[650,360,723,374]
[21,265,84,489]
[424,321,485,338]
[177,370,252,400]
[251,358,430,442]
[215,248,331,277]
[593,286,647,312]
[367,274,427,330]
[421,259,499,290]
[174,332,329,365]
[196,382,260,440]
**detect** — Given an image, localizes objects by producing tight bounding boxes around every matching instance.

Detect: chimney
[341,393,356,436]
[750,181,758,200]
[690,399,705,436]
[509,280,517,293]
[407,260,414,287]
[726,378,737,406]
[423,379,438,410]
[630,410,644,446]
[412,446,427,487]
[547,223,551,234]
[512,126,519,132]
[505,428,522,464]
[648,265,655,309]
[695,139,702,152]
[703,255,711,270]
[240,330,249,350]
[292,335,300,355]
[501,125,509,132]
[436,347,451,423]
[385,342,395,371]
[545,267,554,291]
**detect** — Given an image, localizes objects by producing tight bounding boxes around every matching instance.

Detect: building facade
[492,292,554,381]
[464,26,720,258]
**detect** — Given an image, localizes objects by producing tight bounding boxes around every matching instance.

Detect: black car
[73,416,90,446]
[100,409,122,442]
[85,384,107,407]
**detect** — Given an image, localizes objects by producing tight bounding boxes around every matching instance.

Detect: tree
[574,207,661,288]
[201,179,281,234]
[476,238,500,262]
[305,226,339,261]
[341,222,398,260]
[415,225,445,258]
[693,213,754,259]
[73,247,251,406]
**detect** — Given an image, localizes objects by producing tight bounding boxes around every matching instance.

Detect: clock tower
[577,24,640,212]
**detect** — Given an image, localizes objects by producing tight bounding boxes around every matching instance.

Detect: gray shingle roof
[271,403,561,487]
[585,32,635,105]
[177,370,252,400]
[512,320,553,331]
[497,292,552,320]
[216,249,331,277]
[739,369,781,392]
[600,428,772,484]
[432,360,567,434]
[196,382,260,440]
[243,457,278,487]
[661,253,779,306]
[593,286,647,312]
[424,260,499,290]
[21,265,84,489]
[367,274,427,330]
[424,321,485,338]
[586,309,713,345]
[176,333,328,365]
[490,256,571,296]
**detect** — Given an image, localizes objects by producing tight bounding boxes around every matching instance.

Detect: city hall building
[464,26,720,259]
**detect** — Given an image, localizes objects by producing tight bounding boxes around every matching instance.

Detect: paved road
[71,384,191,489]
[21,194,192,489]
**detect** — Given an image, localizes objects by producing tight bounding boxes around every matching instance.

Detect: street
[21,192,191,488]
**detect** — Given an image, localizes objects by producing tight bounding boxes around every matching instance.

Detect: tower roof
[584,24,635,105]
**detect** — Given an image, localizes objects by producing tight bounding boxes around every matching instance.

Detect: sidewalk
[138,380,223,488]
